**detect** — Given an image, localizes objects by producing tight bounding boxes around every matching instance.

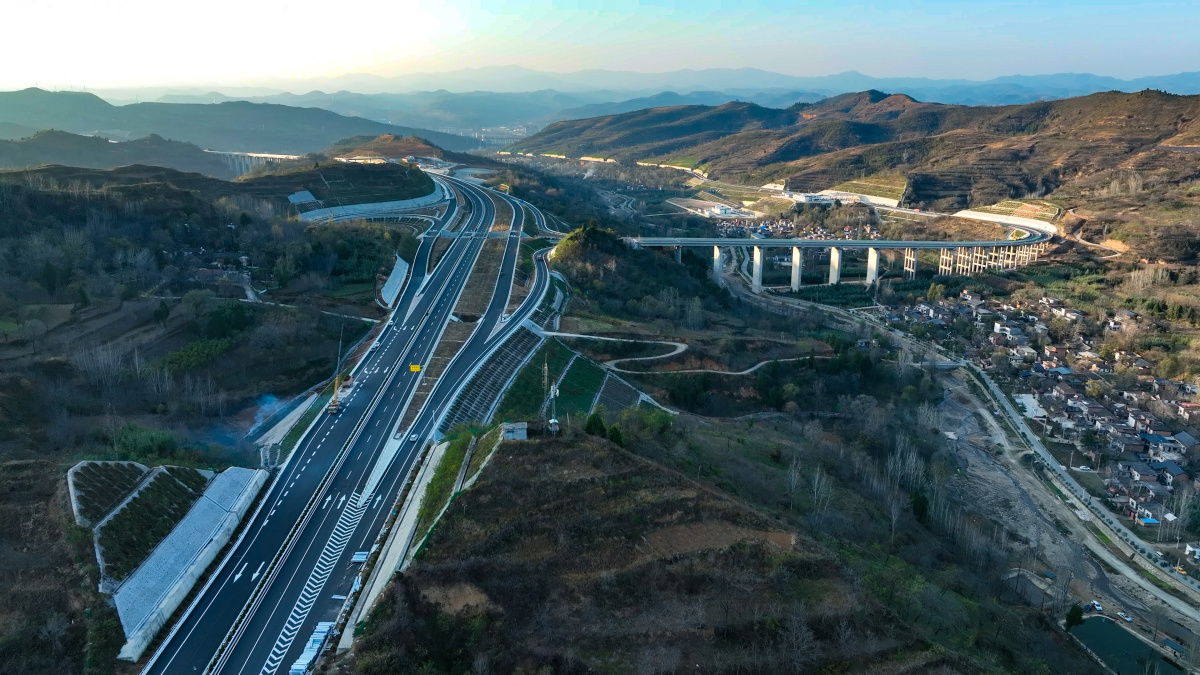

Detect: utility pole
[544,357,559,435]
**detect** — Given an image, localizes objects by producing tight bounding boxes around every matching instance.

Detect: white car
[1076,465,1092,472]
[408,434,419,443]
[1090,601,1104,613]
[1118,612,1132,622]
[370,343,380,352]
[387,320,394,327]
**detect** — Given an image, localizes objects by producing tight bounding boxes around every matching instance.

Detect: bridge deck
[629,234,1049,250]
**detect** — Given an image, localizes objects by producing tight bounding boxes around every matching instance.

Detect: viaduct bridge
[628,229,1054,293]
[204,150,302,177]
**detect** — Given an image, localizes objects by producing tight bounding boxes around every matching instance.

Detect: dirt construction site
[938,371,1200,655]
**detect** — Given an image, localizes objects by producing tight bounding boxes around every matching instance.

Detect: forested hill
[0,88,483,154]
[508,89,1200,210]
[0,130,240,179]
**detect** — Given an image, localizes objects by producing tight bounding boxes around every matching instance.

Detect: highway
[142,176,549,674]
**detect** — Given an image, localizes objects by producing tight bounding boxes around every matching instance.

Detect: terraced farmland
[972,199,1061,222]
[830,175,908,200]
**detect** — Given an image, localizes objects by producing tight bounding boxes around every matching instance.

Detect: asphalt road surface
[142,177,548,675]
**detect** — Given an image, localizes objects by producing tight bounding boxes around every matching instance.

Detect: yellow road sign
[410,364,421,372]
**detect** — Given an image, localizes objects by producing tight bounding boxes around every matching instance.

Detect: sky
[3,0,1197,90]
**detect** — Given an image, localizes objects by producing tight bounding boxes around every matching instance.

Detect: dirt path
[546,331,821,375]
[1066,209,1126,259]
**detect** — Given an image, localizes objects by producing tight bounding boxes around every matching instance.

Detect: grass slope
[493,339,573,422]
[95,467,208,581]
[70,462,148,526]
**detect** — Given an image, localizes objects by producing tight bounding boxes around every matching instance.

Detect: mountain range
[259,66,1200,100]
[511,89,1200,210]
[0,88,482,154]
[0,130,239,178]
[66,67,1200,141]
[148,88,824,132]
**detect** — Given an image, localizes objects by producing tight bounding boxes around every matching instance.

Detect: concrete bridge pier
[865,247,880,285]
[939,249,954,276]
[904,248,917,280]
[971,247,988,275]
[674,246,682,263]
[955,247,972,276]
[752,246,763,294]
[791,247,803,292]
[828,247,842,285]
[712,246,724,285]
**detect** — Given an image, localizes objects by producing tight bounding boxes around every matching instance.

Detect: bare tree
[896,348,913,381]
[781,610,816,671]
[72,344,123,393]
[887,495,904,547]
[636,646,681,675]
[147,368,172,403]
[810,466,833,515]
[834,617,855,657]
[801,420,822,446]
[886,436,924,491]
[786,457,803,509]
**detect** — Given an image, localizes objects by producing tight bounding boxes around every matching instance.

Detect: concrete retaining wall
[380,255,410,308]
[298,185,445,222]
[953,209,1059,236]
[115,467,268,661]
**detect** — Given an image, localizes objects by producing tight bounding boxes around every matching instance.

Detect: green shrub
[158,338,233,372]
[584,413,607,437]
[113,424,178,463]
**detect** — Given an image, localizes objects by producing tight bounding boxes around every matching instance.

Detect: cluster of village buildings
[887,289,1200,562]
[713,218,881,241]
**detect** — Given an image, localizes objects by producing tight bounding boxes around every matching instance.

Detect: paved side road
[970,364,1200,625]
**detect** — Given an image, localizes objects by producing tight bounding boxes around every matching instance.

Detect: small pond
[1071,617,1184,674]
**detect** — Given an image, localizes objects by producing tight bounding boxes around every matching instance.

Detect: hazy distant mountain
[0,129,238,178]
[138,88,824,136]
[278,66,1200,101]
[558,90,824,120]
[0,88,483,154]
[0,121,39,141]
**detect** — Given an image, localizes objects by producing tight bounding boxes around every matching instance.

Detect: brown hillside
[349,435,938,674]
[512,90,1200,212]
[324,133,445,159]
